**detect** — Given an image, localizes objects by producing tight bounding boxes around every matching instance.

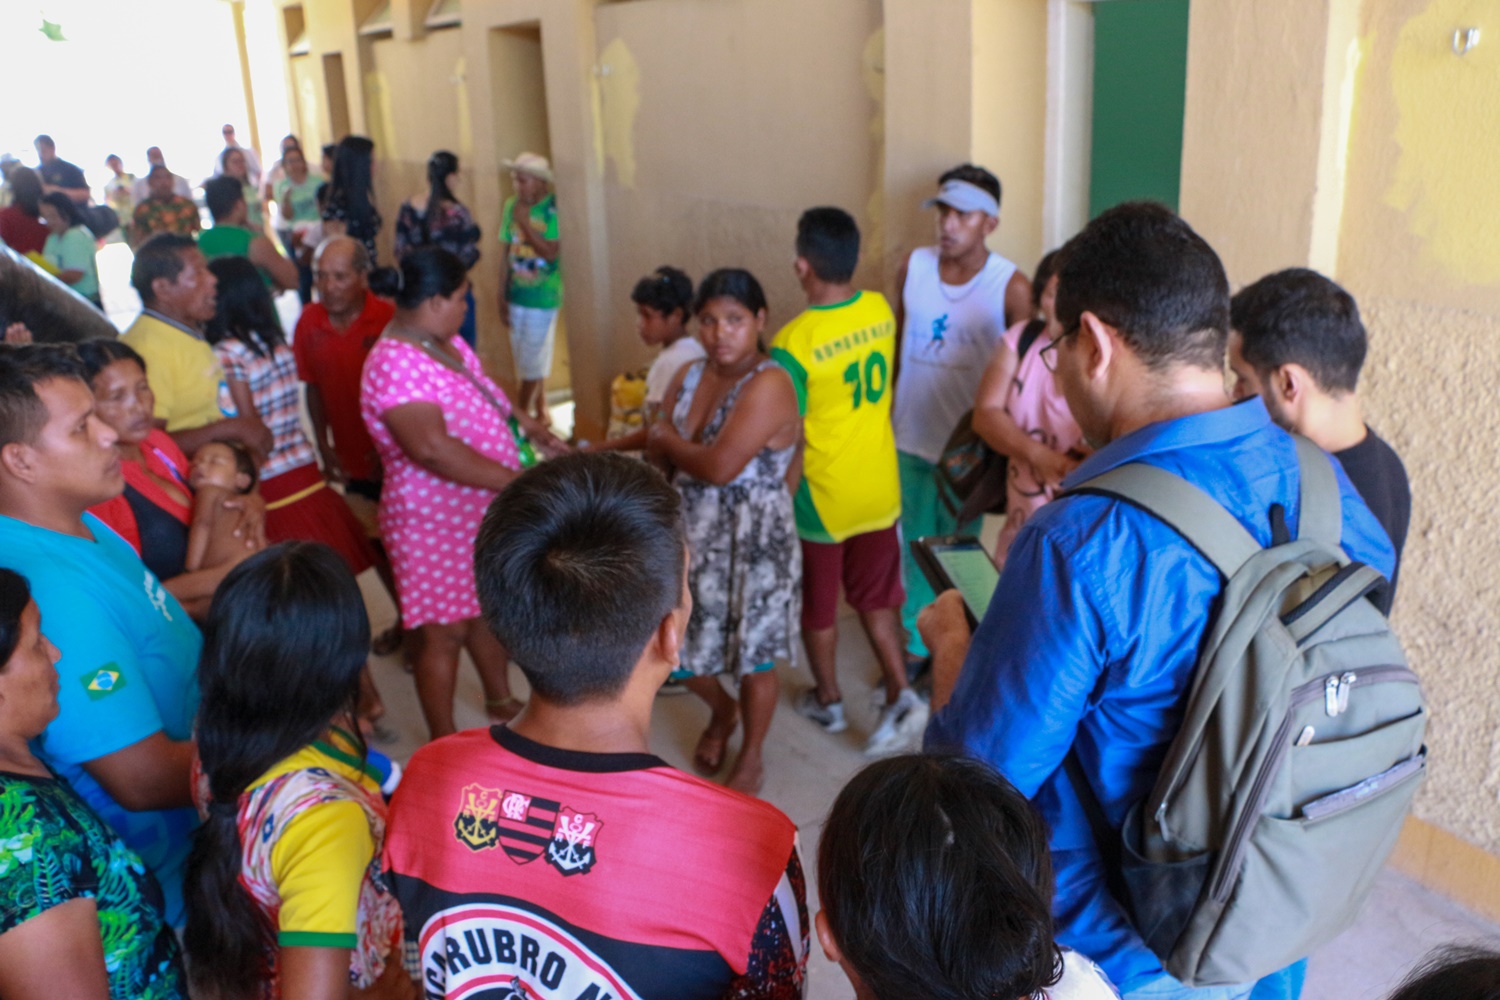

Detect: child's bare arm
[186,486,229,572]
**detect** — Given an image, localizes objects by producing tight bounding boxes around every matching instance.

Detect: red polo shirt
[293,291,394,482]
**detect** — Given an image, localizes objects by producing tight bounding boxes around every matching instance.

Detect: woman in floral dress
[648,268,802,795]
[0,568,186,999]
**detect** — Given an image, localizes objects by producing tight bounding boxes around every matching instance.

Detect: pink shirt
[998,320,1086,556]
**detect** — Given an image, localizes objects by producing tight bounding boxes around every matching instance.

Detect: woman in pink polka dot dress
[360,248,566,738]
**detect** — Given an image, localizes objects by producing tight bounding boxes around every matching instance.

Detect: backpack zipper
[1206,665,1419,904]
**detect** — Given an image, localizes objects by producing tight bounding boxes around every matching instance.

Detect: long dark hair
[326,135,380,241]
[818,752,1063,1000]
[368,246,466,311]
[183,543,370,998]
[423,150,459,242]
[0,569,31,665]
[204,256,286,357]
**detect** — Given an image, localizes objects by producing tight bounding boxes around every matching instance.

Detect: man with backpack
[922,203,1402,999]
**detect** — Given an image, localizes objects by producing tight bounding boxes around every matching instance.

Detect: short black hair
[1230,268,1366,394]
[0,344,88,449]
[203,175,245,223]
[76,339,147,383]
[939,163,1002,207]
[1387,946,1500,1000]
[204,440,259,493]
[41,192,85,230]
[0,568,31,666]
[473,453,685,705]
[1055,201,1229,372]
[33,135,54,150]
[130,233,198,305]
[819,753,1062,1000]
[630,266,694,320]
[796,207,860,284]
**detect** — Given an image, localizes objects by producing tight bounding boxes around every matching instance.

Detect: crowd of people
[0,119,1486,1000]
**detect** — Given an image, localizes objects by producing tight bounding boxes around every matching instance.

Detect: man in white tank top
[891,165,1032,673]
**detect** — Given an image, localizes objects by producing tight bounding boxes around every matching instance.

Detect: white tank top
[892,246,1018,463]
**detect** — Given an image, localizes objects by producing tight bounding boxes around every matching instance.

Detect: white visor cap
[922,179,999,218]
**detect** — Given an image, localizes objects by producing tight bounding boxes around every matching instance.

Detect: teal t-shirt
[501,193,562,309]
[43,225,99,300]
[0,513,202,928]
[0,770,187,998]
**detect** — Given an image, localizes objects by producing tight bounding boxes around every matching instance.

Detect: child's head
[630,266,694,346]
[795,206,860,287]
[190,441,257,494]
[1387,946,1500,1000]
[817,752,1062,1000]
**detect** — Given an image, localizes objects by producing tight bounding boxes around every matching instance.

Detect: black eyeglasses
[1040,325,1080,373]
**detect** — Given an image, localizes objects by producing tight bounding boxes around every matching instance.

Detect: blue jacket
[925,399,1395,991]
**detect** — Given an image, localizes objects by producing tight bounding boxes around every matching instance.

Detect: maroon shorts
[800,524,906,632]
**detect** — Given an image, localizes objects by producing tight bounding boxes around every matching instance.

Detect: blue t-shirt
[926,399,1395,991]
[0,512,202,928]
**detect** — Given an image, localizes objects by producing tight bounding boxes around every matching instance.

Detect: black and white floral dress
[672,358,801,679]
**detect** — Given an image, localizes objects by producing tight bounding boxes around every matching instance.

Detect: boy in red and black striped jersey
[384,453,808,1000]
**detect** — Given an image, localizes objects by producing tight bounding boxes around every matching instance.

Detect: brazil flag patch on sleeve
[80,664,127,700]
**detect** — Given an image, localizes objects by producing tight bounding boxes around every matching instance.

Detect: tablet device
[910,535,1000,629]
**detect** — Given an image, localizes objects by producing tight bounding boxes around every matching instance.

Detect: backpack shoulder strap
[1294,435,1342,548]
[1067,462,1262,578]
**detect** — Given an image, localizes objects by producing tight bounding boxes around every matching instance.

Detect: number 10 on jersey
[843,352,888,409]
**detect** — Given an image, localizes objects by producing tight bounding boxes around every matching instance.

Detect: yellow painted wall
[971,0,1047,272]
[1182,0,1500,860]
[1340,0,1500,856]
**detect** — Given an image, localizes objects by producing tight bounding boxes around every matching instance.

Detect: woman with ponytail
[394,150,482,346]
[183,543,411,999]
[0,568,185,999]
[360,248,567,739]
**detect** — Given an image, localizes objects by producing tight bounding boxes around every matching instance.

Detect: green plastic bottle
[509,414,538,468]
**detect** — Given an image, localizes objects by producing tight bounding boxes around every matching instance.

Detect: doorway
[323,52,352,141]
[488,23,569,425]
[1044,0,1191,246]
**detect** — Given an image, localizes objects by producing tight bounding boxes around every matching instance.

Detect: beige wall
[1183,0,1500,860]
[249,0,1049,432]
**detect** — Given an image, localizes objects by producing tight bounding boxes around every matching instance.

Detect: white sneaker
[795,689,848,734]
[863,688,929,757]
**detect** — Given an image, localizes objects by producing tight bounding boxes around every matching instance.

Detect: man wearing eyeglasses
[921,202,1395,1000]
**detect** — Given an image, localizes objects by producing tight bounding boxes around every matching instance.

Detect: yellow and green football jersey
[771,291,902,543]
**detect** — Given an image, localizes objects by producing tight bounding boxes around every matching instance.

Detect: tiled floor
[356,572,1500,1000]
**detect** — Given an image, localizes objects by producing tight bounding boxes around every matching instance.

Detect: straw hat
[503,152,553,182]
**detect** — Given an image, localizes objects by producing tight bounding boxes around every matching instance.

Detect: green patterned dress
[0,769,186,999]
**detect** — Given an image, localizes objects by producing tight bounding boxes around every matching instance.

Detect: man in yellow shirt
[771,207,927,756]
[121,234,270,458]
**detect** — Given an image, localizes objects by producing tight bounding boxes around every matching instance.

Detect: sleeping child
[187,441,262,573]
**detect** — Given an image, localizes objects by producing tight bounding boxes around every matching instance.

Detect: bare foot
[724,752,765,796]
[693,710,738,774]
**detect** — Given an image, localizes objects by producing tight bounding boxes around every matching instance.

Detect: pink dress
[997,320,1087,560]
[360,336,521,626]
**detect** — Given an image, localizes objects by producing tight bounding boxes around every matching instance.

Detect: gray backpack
[1064,436,1427,986]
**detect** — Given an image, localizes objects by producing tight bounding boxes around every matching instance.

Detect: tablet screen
[932,543,1000,625]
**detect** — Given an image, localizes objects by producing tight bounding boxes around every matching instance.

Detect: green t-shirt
[274,173,324,224]
[0,770,187,998]
[43,225,99,300]
[198,224,273,288]
[501,193,561,309]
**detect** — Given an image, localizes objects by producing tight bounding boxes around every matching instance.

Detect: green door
[1089,0,1191,217]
